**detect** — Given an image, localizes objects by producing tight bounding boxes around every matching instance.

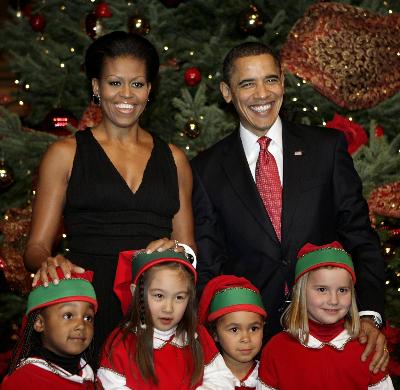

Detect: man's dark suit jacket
[191,119,385,340]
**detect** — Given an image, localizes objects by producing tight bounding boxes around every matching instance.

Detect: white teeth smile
[251,103,271,113]
[116,103,134,109]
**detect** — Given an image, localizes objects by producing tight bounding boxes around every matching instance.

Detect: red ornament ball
[85,12,104,40]
[374,126,384,138]
[184,67,202,87]
[0,159,14,191]
[85,13,98,39]
[42,108,78,136]
[29,14,46,32]
[95,2,112,18]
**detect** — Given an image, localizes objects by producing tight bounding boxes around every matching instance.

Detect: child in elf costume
[198,275,267,389]
[257,241,394,390]
[2,268,97,389]
[97,249,234,389]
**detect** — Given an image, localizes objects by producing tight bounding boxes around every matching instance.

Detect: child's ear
[130,283,136,297]
[213,331,219,343]
[33,314,45,333]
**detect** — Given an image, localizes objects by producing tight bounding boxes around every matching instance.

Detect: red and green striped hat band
[132,250,197,285]
[26,278,98,315]
[208,287,266,322]
[295,248,356,283]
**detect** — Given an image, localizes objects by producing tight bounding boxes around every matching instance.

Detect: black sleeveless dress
[63,129,179,355]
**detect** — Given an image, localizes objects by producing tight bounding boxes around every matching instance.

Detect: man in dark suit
[191,42,388,371]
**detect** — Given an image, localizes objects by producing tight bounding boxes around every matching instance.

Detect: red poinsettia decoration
[326,113,368,155]
[383,321,400,376]
[384,321,400,350]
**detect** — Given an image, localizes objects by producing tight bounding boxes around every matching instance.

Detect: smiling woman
[23,31,196,360]
[92,56,151,133]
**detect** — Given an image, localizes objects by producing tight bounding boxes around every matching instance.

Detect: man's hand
[359,317,389,373]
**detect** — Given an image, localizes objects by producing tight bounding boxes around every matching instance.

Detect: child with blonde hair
[97,249,233,389]
[199,275,267,389]
[2,268,97,389]
[257,241,393,389]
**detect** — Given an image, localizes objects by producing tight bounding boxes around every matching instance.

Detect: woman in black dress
[24,31,196,355]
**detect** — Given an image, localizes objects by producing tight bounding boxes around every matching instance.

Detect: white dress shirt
[239,116,283,184]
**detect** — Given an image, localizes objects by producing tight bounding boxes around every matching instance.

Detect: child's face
[34,301,94,357]
[215,311,264,366]
[147,267,190,331]
[306,267,352,325]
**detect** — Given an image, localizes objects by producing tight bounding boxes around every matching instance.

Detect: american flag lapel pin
[294,150,303,156]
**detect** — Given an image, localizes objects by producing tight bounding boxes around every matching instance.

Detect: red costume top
[97,324,235,389]
[1,358,95,390]
[257,320,393,390]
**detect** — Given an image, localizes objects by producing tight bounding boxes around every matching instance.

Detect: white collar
[301,329,353,350]
[153,326,190,349]
[20,357,94,383]
[240,116,283,159]
[232,361,259,387]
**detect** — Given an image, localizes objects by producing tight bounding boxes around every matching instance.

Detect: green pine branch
[353,121,400,197]
[0,107,56,214]
[172,82,235,157]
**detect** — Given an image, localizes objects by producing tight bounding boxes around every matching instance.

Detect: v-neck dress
[63,129,179,356]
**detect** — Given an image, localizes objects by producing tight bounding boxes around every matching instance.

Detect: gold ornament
[183,119,201,139]
[0,158,14,191]
[238,4,265,35]
[128,14,150,35]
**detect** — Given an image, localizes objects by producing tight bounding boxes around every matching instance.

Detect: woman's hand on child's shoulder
[32,254,85,287]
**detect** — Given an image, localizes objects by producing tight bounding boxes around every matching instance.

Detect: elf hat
[114,249,197,315]
[198,275,266,325]
[295,241,356,283]
[26,267,98,315]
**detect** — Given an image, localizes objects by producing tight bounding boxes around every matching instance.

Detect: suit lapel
[221,131,277,240]
[281,121,305,247]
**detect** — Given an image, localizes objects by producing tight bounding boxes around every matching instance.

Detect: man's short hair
[222,42,281,85]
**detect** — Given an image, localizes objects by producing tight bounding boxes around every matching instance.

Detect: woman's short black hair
[85,31,159,83]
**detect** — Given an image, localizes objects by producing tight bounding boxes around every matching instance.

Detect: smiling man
[191,41,388,373]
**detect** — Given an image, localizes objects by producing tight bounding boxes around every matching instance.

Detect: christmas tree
[0,0,399,382]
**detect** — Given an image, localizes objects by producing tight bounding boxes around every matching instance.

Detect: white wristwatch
[360,311,383,329]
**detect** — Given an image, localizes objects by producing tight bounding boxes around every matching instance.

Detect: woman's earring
[92,93,101,106]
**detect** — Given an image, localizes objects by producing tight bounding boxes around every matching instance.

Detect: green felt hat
[295,241,355,283]
[26,268,97,314]
[114,249,197,315]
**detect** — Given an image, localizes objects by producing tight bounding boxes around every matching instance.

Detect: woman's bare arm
[24,137,84,285]
[169,144,197,253]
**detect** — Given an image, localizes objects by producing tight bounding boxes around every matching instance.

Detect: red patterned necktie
[256,136,282,241]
